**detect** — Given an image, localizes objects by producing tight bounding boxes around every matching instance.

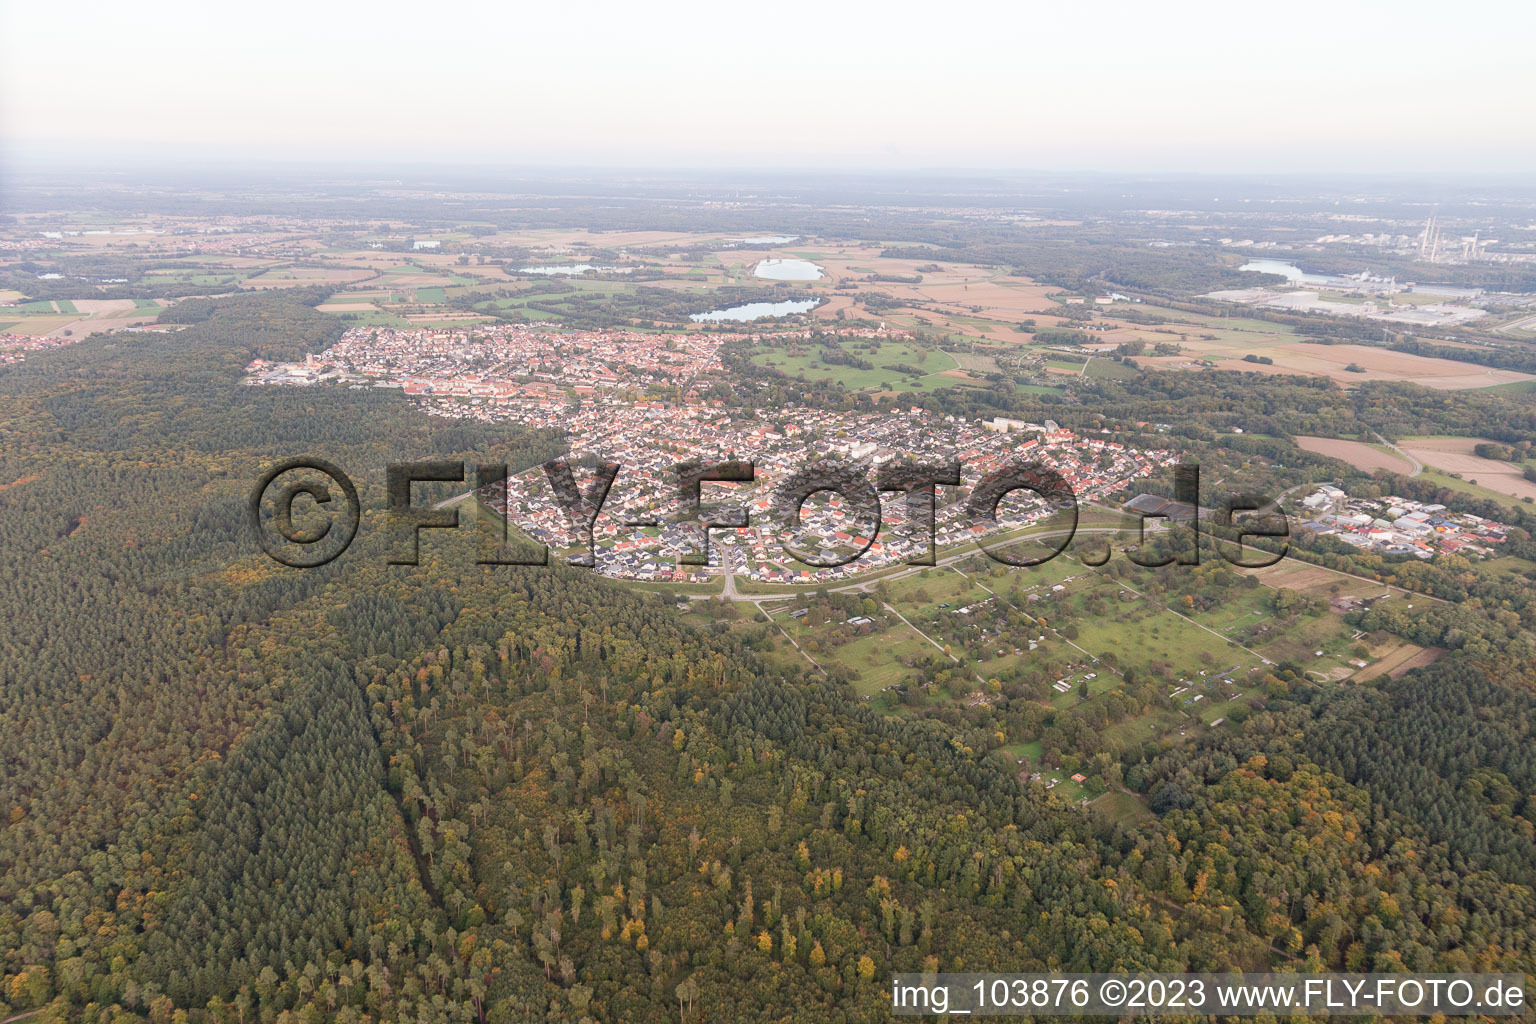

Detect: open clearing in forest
[1353,642,1438,680]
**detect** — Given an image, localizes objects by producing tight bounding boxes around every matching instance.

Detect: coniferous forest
[3,289,1536,1024]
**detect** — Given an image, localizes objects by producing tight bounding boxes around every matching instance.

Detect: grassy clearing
[825,627,934,696]
[1254,613,1358,678]
[1484,379,1536,395]
[1001,740,1045,764]
[750,339,958,392]
[768,605,936,698]
[883,569,993,619]
[1089,790,1154,825]
[1181,585,1275,640]
[618,579,725,597]
[1047,776,1090,802]
[1084,358,1139,379]
[1053,576,1252,677]
[1480,554,1536,575]
[1102,708,1184,749]
[899,583,999,626]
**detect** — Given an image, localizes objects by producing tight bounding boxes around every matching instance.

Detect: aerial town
[247,321,1519,582]
[1296,484,1510,559]
[9,6,1536,1021]
[247,324,1181,583]
[0,331,79,365]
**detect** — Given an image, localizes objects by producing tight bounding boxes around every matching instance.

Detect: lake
[754,258,822,281]
[515,264,632,276]
[690,299,819,322]
[738,235,799,245]
[1239,259,1331,285]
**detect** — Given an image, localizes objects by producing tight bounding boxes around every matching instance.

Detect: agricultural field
[1294,435,1416,474]
[142,268,251,289]
[1230,342,1535,389]
[1485,379,1536,395]
[1352,637,1438,681]
[1415,468,1536,510]
[241,266,379,289]
[1138,335,1535,389]
[796,245,1060,320]
[319,308,413,327]
[1092,301,1536,390]
[1398,435,1536,503]
[46,220,1527,409]
[1239,557,1413,604]
[0,298,166,338]
[1083,357,1139,379]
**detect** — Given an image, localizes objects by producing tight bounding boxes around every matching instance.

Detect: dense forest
[4,290,1536,1023]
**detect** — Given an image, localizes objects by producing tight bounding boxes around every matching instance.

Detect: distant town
[244,320,1520,587]
[247,323,1181,584]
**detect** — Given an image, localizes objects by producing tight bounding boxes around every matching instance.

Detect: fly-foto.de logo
[250,456,1289,571]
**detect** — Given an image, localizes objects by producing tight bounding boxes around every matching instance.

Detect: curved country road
[1373,430,1424,477]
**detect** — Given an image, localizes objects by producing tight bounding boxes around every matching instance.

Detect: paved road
[687,522,1126,604]
[1258,481,1311,515]
[1494,312,1536,336]
[432,488,481,511]
[822,524,1127,601]
[1372,430,1424,477]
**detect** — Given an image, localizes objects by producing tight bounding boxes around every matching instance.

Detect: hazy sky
[3,0,1533,173]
